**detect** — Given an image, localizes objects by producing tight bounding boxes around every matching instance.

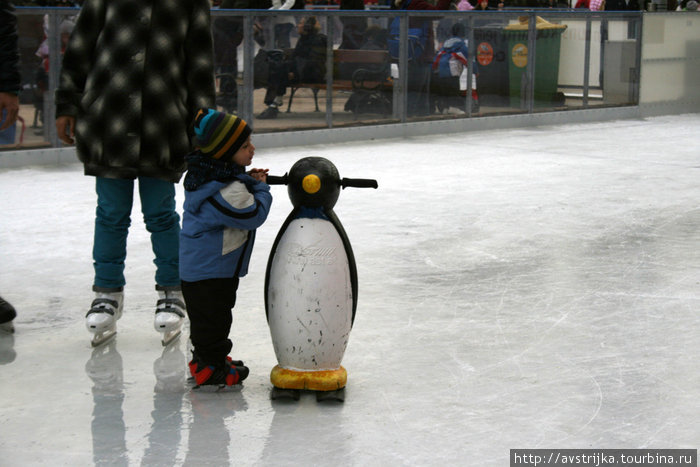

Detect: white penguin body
[266,216,353,371]
[264,157,375,396]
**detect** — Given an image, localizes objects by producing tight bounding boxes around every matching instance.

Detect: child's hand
[248,168,269,183]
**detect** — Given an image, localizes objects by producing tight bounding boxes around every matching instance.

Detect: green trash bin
[504,17,567,109]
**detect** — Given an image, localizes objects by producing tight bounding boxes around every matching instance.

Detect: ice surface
[0,115,698,466]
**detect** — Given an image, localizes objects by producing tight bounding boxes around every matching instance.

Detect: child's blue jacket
[180,174,272,282]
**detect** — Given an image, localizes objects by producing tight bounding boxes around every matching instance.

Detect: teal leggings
[93,177,180,290]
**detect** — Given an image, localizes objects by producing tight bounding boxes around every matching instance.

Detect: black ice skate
[188,354,249,389]
[0,296,17,333]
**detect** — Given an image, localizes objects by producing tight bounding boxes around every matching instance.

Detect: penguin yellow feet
[270,365,346,401]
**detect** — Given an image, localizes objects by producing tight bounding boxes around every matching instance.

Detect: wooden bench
[285,48,392,115]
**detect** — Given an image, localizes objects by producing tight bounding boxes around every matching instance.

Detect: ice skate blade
[91,330,117,347]
[191,382,243,392]
[0,321,15,334]
[160,328,182,347]
[187,375,244,392]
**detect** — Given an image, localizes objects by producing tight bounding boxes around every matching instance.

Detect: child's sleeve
[202,180,272,231]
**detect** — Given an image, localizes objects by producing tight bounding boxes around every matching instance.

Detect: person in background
[55,0,216,346]
[339,0,367,50]
[605,0,639,10]
[0,0,20,332]
[269,0,304,50]
[258,16,327,119]
[393,0,452,116]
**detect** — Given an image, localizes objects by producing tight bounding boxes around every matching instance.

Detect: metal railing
[10,7,644,150]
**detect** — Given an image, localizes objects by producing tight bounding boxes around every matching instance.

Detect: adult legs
[138,176,180,288]
[93,177,134,291]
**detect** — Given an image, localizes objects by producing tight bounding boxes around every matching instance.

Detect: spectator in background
[258,16,327,119]
[339,0,367,50]
[393,0,452,116]
[269,0,304,50]
[0,0,20,332]
[605,0,639,10]
[213,0,244,112]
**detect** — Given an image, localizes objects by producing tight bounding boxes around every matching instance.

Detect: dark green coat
[56,0,216,182]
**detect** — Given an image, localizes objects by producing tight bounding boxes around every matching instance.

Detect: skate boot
[86,289,124,347]
[188,352,245,379]
[154,286,186,346]
[0,295,17,333]
[188,352,249,389]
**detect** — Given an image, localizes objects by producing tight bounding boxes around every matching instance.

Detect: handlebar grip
[266,174,288,185]
[341,178,378,189]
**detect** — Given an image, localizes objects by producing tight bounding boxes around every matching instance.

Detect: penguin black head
[287,157,341,210]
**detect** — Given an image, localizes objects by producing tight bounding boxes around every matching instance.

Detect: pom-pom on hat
[193,108,251,162]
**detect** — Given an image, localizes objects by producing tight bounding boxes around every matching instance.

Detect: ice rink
[0,114,698,466]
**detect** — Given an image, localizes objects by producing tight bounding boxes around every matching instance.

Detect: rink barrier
[0,106,643,169]
[2,8,699,168]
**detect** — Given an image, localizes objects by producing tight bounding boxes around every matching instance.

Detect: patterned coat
[56,0,216,182]
[0,0,21,94]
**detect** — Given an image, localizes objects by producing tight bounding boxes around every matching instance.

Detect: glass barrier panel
[641,12,700,105]
[6,7,654,152]
[8,12,61,149]
[252,14,332,133]
[330,13,398,128]
[600,17,640,105]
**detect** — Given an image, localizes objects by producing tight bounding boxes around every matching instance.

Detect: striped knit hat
[193,108,251,162]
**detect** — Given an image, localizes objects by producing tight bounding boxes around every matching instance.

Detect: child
[431,22,479,114]
[180,108,272,387]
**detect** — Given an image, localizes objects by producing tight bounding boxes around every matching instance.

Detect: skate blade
[0,321,15,334]
[160,328,182,347]
[191,383,242,392]
[91,330,117,347]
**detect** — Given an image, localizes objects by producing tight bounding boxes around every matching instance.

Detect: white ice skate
[86,291,124,347]
[154,289,186,346]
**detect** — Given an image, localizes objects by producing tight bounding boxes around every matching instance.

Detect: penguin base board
[270,387,301,401]
[315,387,345,402]
[270,365,347,392]
[270,387,345,402]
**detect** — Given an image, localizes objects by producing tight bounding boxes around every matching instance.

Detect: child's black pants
[181,277,240,366]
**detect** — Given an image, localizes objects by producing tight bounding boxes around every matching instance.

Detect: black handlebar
[265,173,378,189]
[266,174,289,185]
[340,178,378,189]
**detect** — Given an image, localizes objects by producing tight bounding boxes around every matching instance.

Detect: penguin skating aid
[265,157,377,401]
